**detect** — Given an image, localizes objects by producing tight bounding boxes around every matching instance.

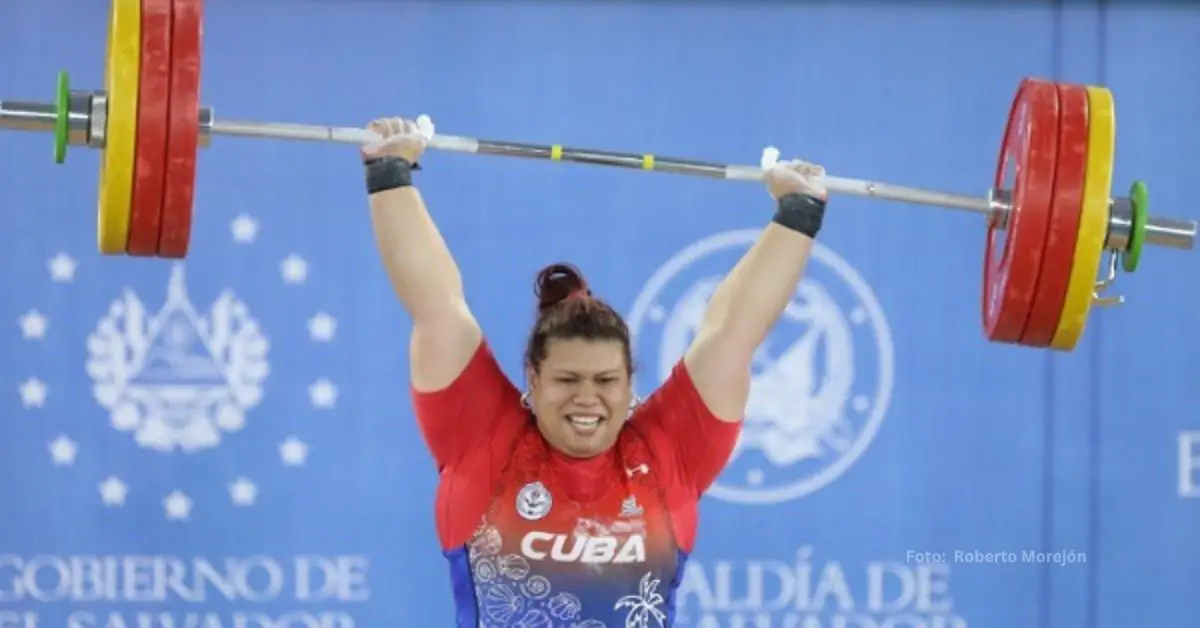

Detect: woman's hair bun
[534,263,590,312]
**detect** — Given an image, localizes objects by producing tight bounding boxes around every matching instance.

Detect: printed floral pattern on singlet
[466,428,680,627]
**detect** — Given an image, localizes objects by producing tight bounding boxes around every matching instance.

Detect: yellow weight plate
[96,0,142,254]
[1050,85,1114,351]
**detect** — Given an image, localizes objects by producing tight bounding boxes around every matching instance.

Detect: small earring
[629,395,641,411]
[520,392,532,409]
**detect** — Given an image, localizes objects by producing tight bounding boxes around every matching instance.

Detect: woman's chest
[472,453,680,569]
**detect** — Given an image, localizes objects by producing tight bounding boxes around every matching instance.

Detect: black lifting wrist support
[772,192,826,238]
[364,156,415,194]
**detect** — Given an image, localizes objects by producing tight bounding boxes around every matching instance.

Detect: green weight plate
[54,70,69,164]
[1123,180,1147,272]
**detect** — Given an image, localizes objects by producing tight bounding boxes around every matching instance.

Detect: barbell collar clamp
[1,92,1194,253]
[1092,249,1126,307]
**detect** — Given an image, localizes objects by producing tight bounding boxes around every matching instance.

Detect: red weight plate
[982,78,1060,343]
[1019,83,1089,346]
[157,0,203,258]
[126,0,174,256]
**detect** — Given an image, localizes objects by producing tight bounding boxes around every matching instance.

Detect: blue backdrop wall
[1,1,1197,626]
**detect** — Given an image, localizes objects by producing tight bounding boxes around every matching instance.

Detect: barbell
[0,0,1195,352]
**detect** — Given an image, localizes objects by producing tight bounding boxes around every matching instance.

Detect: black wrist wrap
[364,156,414,194]
[772,192,826,238]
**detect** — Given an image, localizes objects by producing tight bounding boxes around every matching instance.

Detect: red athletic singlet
[412,342,741,627]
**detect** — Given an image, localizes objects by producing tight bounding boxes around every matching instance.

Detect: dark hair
[523,262,633,375]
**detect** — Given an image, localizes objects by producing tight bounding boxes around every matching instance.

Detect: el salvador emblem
[86,264,270,453]
[627,229,895,505]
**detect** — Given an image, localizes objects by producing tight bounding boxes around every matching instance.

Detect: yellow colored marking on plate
[1050,85,1114,351]
[97,0,142,254]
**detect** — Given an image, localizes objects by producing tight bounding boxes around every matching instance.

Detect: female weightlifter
[360,115,828,627]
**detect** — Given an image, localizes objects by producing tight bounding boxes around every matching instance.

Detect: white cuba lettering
[520,532,646,564]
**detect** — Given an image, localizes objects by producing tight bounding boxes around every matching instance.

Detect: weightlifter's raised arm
[682,153,829,422]
[361,115,520,471]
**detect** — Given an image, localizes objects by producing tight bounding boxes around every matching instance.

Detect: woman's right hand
[361,115,435,165]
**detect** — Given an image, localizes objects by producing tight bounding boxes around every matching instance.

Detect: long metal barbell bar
[2,86,1195,254]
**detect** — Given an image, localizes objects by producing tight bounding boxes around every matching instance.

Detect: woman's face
[526,337,633,458]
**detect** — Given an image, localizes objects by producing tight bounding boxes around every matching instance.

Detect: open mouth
[565,414,605,435]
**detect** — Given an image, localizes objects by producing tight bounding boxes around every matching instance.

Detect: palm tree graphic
[614,572,667,627]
